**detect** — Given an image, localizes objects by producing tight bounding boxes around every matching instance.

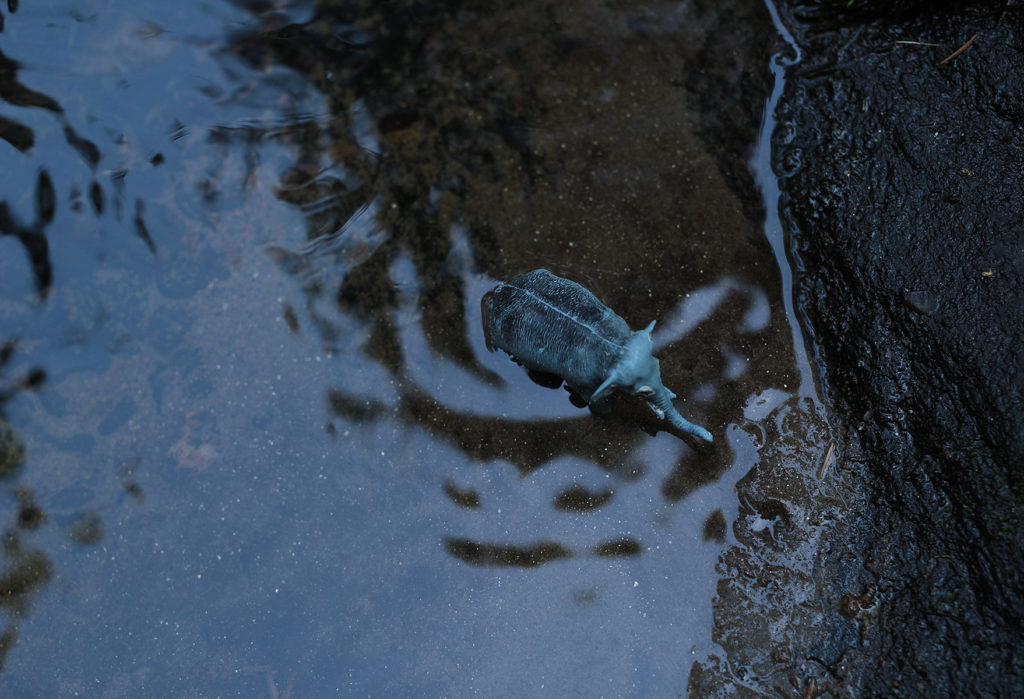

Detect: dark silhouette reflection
[88,180,104,215]
[446,538,571,568]
[326,389,390,422]
[282,303,300,333]
[0,339,115,676]
[401,390,631,477]
[553,485,614,513]
[661,450,730,502]
[442,480,480,509]
[1,44,104,298]
[231,4,534,378]
[0,50,60,112]
[0,172,53,298]
[592,538,643,558]
[133,199,157,255]
[13,489,44,531]
[0,422,24,483]
[702,509,727,544]
[66,512,102,546]
[0,544,52,613]
[0,47,100,168]
[0,342,54,672]
[118,457,145,504]
[62,124,100,167]
[0,115,32,152]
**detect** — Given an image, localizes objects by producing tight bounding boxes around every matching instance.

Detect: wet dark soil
[775,1,1024,694]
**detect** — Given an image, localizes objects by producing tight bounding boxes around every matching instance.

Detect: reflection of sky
[0,2,828,697]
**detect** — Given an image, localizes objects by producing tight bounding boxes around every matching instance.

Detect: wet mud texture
[777,1,1024,695]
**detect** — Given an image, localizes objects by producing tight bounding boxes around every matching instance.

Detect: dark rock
[901,289,939,315]
[777,0,1024,694]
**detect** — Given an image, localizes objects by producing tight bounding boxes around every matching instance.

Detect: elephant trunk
[647,389,713,443]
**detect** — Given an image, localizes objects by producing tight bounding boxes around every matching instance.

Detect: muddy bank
[775,1,1024,694]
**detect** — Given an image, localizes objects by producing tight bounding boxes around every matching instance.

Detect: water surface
[0,1,834,695]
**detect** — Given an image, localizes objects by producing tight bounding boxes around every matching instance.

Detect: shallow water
[0,1,836,695]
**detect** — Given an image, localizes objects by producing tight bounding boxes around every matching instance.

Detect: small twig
[940,33,979,65]
[895,40,943,47]
[818,442,835,479]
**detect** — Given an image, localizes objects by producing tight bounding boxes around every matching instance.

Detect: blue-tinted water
[0,1,831,695]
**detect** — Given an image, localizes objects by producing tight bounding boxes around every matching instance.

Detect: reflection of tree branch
[401,390,634,477]
[553,485,614,512]
[0,45,99,167]
[0,627,15,673]
[0,115,33,152]
[62,124,100,167]
[0,422,25,481]
[0,339,65,676]
[326,389,391,421]
[445,538,571,567]
[661,454,730,503]
[592,538,642,558]
[0,203,51,299]
[0,549,52,616]
[0,171,58,298]
[336,247,402,370]
[226,4,545,378]
[0,50,62,112]
[443,480,481,509]
[133,198,157,255]
[0,546,52,672]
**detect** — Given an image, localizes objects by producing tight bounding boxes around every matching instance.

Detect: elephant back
[483,269,632,397]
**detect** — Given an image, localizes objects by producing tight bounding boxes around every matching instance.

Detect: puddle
[0,0,848,695]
